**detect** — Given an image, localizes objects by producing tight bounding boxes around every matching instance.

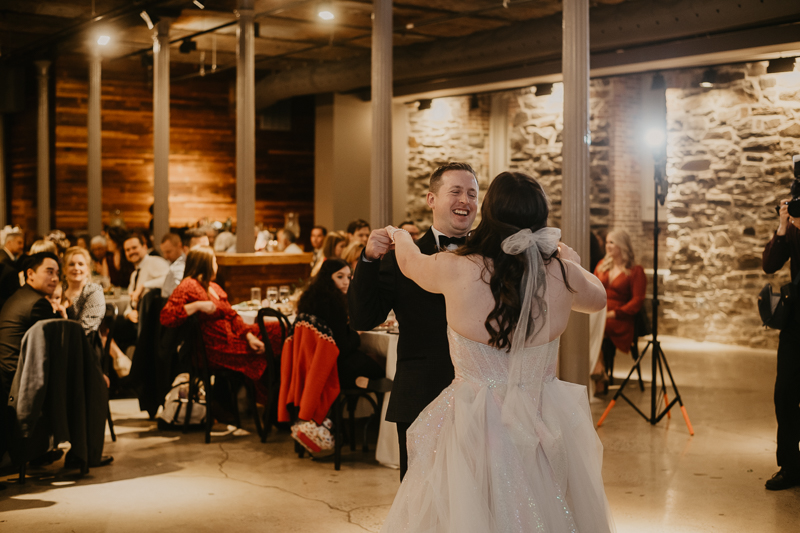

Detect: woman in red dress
[592,230,646,394]
[160,246,282,403]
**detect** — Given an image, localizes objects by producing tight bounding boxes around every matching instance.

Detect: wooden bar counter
[215,252,313,304]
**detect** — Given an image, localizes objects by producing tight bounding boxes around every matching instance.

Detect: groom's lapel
[417,229,438,256]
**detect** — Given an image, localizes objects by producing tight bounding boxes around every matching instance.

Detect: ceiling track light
[651,72,666,90]
[179,39,197,54]
[699,68,716,88]
[767,57,796,74]
[97,35,110,46]
[318,2,335,20]
[193,0,205,8]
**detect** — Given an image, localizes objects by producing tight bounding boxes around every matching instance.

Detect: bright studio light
[97,35,111,46]
[318,2,335,20]
[644,127,666,148]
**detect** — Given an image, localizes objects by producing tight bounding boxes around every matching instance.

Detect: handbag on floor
[758,271,800,330]
[156,373,207,426]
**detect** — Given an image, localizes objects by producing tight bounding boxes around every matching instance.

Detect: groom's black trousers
[775,317,800,476]
[397,422,411,481]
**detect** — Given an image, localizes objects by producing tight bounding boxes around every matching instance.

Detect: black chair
[97,303,118,441]
[606,307,647,392]
[255,307,292,439]
[181,317,266,444]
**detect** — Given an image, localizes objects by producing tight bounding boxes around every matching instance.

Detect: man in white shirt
[161,230,210,298]
[310,225,327,268]
[114,233,169,354]
[277,228,303,254]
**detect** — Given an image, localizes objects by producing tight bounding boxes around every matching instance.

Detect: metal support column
[35,60,51,236]
[236,0,256,253]
[87,49,103,236]
[153,20,171,244]
[370,0,393,229]
[559,0,591,386]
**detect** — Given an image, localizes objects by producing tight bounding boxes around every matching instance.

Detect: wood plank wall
[6,54,315,247]
[6,68,39,245]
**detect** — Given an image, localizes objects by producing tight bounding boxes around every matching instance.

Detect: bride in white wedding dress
[380,171,615,533]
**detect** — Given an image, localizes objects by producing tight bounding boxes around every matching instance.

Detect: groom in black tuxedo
[349,162,479,480]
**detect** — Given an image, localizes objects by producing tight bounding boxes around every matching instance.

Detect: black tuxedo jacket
[0,284,58,393]
[349,229,454,424]
[0,262,20,312]
[0,249,17,270]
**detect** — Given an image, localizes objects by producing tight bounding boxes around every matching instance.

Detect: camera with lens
[775,155,800,218]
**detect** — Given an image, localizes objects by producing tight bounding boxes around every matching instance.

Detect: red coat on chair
[278,317,340,425]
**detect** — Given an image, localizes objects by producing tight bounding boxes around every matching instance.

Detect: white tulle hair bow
[500,226,561,257]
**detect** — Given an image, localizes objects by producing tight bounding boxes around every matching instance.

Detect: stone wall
[406,95,491,228]
[404,63,800,349]
[662,63,800,348]
[508,81,612,235]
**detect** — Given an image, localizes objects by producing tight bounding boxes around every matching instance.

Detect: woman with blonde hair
[340,241,364,273]
[592,229,646,393]
[63,246,106,334]
[160,246,283,405]
[310,231,348,277]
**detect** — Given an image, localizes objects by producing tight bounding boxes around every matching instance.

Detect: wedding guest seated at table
[398,220,421,241]
[105,227,135,288]
[592,229,646,394]
[62,247,105,335]
[296,258,384,391]
[160,246,282,405]
[0,252,61,459]
[341,241,364,273]
[30,239,58,255]
[277,228,303,254]
[310,231,347,278]
[111,232,169,360]
[75,234,91,250]
[89,235,108,278]
[0,261,19,312]
[346,219,370,246]
[310,225,327,270]
[0,227,24,271]
[161,229,210,299]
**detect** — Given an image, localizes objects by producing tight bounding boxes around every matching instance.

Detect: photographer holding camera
[761,164,800,491]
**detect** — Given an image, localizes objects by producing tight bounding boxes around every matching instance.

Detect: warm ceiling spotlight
[179,39,197,54]
[767,57,796,74]
[651,72,666,90]
[193,0,205,8]
[140,10,155,30]
[417,99,432,110]
[644,127,666,148]
[699,68,716,88]
[97,35,110,46]
[535,83,553,96]
[318,3,335,20]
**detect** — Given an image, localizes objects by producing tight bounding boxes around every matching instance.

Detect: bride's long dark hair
[455,172,573,351]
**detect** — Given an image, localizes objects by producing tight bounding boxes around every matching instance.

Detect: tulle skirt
[380,377,616,533]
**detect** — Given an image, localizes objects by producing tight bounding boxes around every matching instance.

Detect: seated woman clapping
[591,230,646,393]
[160,246,281,405]
[296,258,384,391]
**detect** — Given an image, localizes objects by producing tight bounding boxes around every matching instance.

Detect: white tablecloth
[360,331,399,469]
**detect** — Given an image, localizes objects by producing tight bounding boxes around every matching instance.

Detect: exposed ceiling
[0,0,630,76]
[2,0,799,107]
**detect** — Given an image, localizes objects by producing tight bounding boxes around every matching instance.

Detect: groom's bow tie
[438,235,466,249]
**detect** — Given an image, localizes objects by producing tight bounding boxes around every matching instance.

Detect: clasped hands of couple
[367,225,584,265]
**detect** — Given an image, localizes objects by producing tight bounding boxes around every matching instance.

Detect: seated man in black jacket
[0,252,60,460]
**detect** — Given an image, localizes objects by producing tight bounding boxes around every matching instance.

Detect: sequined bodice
[447,327,559,388]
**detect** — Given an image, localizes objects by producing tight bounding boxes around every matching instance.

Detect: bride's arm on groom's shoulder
[561,258,607,314]
[388,226,453,295]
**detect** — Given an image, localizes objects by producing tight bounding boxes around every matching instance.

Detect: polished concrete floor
[1,336,798,532]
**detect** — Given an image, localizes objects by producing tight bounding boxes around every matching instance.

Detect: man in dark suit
[0,230,25,270]
[0,252,60,460]
[349,162,479,480]
[0,261,20,312]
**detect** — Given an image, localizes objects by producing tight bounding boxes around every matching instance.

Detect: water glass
[279,285,290,303]
[266,286,279,305]
[250,287,262,308]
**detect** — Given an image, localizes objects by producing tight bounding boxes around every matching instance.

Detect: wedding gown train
[381,327,616,533]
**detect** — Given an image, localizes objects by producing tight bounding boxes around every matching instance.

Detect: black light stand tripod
[596,152,694,435]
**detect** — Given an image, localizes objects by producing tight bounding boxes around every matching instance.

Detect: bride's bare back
[394,241,606,346]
